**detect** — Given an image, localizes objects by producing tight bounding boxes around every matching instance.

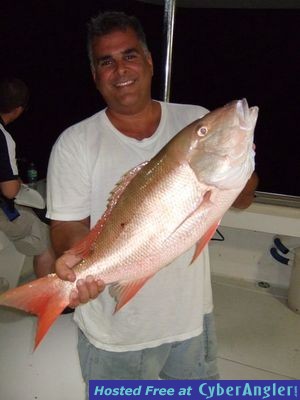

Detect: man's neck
[106,100,161,140]
[0,113,8,126]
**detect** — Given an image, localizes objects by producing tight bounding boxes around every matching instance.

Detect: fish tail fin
[0,274,69,349]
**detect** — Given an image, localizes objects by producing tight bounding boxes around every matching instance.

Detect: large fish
[0,99,258,348]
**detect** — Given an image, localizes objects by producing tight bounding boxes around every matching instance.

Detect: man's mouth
[114,79,135,88]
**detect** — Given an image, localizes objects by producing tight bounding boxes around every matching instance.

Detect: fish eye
[196,126,208,137]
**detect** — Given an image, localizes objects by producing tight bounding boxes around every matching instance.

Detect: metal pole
[161,0,176,102]
[288,246,300,314]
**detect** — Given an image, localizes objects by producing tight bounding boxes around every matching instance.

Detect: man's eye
[98,59,113,68]
[125,54,137,61]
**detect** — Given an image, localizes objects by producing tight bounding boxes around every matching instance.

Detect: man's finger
[68,277,106,308]
[69,289,79,308]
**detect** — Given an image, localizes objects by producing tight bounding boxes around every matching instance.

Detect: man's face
[91,28,153,114]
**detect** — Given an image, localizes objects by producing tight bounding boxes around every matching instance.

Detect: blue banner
[89,380,299,400]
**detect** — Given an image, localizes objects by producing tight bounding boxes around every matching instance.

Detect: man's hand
[232,171,259,209]
[69,277,105,308]
[55,251,105,308]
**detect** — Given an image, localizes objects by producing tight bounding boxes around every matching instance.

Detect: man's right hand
[55,251,105,308]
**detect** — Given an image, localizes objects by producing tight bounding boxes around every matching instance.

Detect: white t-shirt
[46,101,213,352]
[0,123,19,181]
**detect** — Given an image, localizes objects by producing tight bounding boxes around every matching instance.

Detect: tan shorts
[0,205,50,256]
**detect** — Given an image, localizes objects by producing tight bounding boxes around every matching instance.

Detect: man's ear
[91,65,96,83]
[17,105,25,116]
[147,52,154,76]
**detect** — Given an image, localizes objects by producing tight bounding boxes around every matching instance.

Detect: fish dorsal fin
[109,275,154,313]
[67,161,149,259]
[108,161,148,207]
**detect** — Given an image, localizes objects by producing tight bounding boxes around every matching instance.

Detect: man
[0,77,55,278]
[47,11,258,386]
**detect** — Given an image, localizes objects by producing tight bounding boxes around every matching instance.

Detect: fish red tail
[0,274,69,349]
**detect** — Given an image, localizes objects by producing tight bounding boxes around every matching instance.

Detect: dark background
[1,1,299,196]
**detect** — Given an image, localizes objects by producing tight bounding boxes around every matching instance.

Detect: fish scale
[77,158,203,283]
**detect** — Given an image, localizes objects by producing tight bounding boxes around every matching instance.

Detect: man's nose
[115,59,127,74]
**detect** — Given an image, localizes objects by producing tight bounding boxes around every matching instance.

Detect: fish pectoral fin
[109,275,154,313]
[0,275,69,350]
[190,221,220,265]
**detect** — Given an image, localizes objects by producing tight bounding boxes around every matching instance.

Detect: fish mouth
[235,98,259,130]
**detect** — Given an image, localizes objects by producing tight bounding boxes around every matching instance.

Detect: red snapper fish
[0,99,258,348]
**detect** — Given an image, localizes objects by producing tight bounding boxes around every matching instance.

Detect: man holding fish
[46,11,258,385]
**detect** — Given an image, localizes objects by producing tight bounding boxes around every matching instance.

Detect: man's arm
[51,218,90,257]
[50,218,105,307]
[232,171,259,209]
[0,179,21,199]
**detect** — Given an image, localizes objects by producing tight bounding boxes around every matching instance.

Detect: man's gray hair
[87,11,149,67]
